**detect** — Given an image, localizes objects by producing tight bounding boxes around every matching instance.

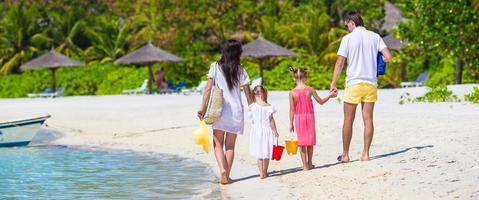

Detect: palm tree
[473,0,479,14]
[47,2,88,59]
[0,2,51,75]
[318,28,348,65]
[84,16,132,64]
[128,0,166,48]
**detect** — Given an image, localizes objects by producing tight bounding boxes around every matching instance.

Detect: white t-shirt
[207,62,250,134]
[337,26,387,87]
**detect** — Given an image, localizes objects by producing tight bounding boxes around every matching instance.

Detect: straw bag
[203,63,223,125]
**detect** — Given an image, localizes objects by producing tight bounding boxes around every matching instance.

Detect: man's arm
[381,48,392,62]
[330,56,346,92]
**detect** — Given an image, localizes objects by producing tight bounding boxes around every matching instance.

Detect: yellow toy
[193,120,211,153]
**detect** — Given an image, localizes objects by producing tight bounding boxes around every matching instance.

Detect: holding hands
[329,84,338,98]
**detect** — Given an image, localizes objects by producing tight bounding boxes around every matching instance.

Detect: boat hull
[0,116,50,148]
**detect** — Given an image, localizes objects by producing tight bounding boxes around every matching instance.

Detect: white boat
[0,115,51,147]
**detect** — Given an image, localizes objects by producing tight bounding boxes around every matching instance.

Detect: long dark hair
[218,40,243,90]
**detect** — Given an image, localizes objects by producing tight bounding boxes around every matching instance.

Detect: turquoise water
[0,145,219,199]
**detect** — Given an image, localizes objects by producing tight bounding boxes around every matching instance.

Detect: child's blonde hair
[253,85,268,103]
[289,67,308,81]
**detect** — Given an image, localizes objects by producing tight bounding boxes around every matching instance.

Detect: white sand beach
[1,84,478,199]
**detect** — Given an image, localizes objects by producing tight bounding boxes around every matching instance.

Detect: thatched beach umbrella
[383,34,405,51]
[382,34,409,81]
[114,42,183,94]
[20,50,84,93]
[242,37,298,81]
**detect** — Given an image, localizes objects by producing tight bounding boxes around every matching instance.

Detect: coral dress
[292,88,316,146]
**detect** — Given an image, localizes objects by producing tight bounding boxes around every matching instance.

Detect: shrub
[399,86,459,104]
[464,86,479,103]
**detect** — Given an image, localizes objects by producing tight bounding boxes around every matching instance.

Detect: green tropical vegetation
[0,0,478,98]
[464,86,479,103]
[399,86,460,104]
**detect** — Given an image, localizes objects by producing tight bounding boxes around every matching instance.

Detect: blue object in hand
[377,52,386,76]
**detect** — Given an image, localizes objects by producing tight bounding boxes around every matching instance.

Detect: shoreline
[32,128,222,199]
[2,84,479,199]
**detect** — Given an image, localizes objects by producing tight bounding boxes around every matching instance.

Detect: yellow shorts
[344,83,377,104]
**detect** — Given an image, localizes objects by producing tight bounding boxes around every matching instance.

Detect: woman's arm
[243,84,253,105]
[289,91,295,133]
[269,116,279,138]
[197,79,213,120]
[311,87,331,105]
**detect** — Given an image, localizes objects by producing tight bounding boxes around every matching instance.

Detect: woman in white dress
[197,40,253,184]
[249,85,279,179]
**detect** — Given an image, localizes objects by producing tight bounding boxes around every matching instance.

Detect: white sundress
[207,62,250,135]
[248,103,277,159]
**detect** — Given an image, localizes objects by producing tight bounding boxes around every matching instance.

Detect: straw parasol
[382,34,409,81]
[382,1,404,33]
[383,34,405,50]
[114,42,183,94]
[20,50,84,92]
[242,37,298,81]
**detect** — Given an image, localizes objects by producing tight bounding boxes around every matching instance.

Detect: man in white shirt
[330,11,392,162]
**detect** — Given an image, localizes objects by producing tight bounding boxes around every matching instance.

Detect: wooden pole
[50,68,57,93]
[259,58,265,83]
[147,64,154,94]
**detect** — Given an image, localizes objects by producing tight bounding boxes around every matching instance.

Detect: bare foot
[227,177,234,183]
[220,172,229,184]
[309,164,315,169]
[361,153,370,161]
[338,154,350,162]
[303,166,310,171]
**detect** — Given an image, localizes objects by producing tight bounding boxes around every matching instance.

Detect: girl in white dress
[249,85,279,179]
[198,40,253,184]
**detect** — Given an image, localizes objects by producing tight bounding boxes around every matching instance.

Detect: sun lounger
[123,79,148,95]
[28,87,65,98]
[28,87,52,98]
[41,87,65,98]
[181,81,207,95]
[169,81,187,94]
[400,73,429,88]
[250,77,263,88]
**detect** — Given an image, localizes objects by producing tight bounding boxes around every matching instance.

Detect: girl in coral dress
[289,67,336,170]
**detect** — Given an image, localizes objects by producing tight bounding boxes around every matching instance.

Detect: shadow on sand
[232,145,434,183]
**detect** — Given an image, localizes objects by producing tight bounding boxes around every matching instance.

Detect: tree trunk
[147,65,154,94]
[455,58,464,84]
[50,68,57,93]
[400,60,407,82]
